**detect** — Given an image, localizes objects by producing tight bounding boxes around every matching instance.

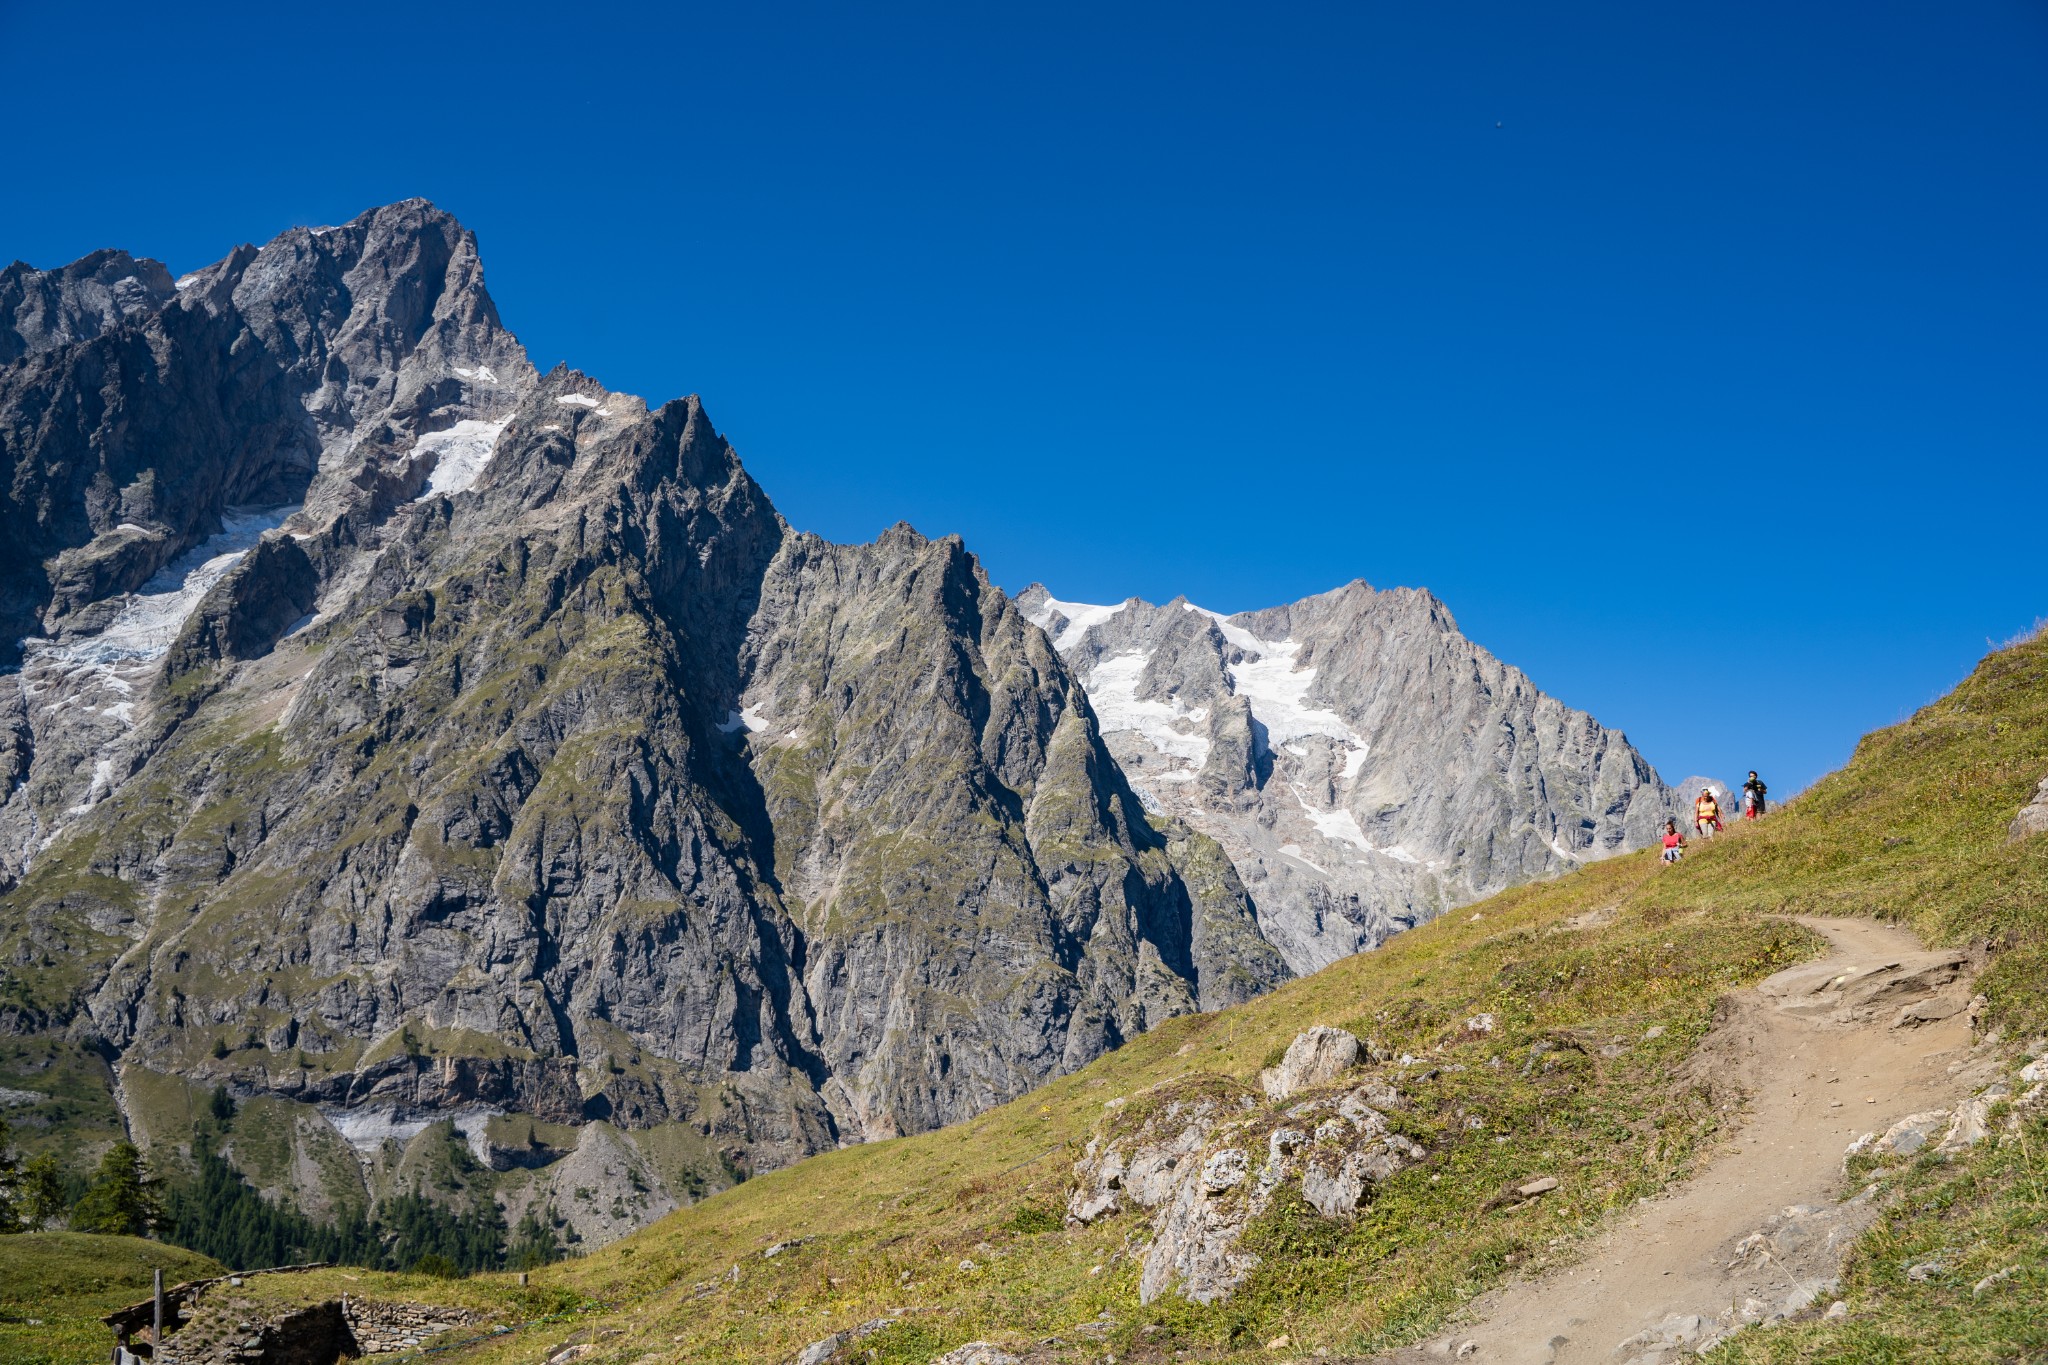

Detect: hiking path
[1370,915,1994,1365]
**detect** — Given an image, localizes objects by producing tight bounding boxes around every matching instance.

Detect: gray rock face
[0,200,535,897]
[0,250,176,364]
[1018,583,1683,971]
[0,203,1286,1227]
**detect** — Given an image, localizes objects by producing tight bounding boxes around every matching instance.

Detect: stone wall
[342,1297,482,1354]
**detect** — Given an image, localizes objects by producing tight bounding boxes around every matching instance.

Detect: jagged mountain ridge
[0,199,1680,1247]
[0,202,1279,1243]
[1017,583,1683,971]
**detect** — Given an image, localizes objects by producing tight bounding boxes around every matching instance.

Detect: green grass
[0,1233,224,1365]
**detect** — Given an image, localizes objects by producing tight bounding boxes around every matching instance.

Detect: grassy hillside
[430,632,2042,1364]
[0,1233,225,1365]
[6,630,2041,1365]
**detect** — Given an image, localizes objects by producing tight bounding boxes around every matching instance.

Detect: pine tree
[70,1142,163,1237]
[18,1155,66,1231]
[508,1207,566,1269]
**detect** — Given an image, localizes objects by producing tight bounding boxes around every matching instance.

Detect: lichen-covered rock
[1259,1025,1366,1100]
[1845,1108,1952,1166]
[792,1318,895,1365]
[1070,1069,1424,1305]
[1142,1143,1261,1304]
[930,1345,1022,1365]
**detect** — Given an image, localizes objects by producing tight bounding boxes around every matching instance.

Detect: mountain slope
[473,627,2046,1364]
[1018,582,1681,972]
[0,204,1280,1239]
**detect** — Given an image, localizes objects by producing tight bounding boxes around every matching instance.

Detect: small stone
[1905,1261,1944,1283]
[1265,1334,1292,1351]
[1825,1301,1848,1319]
[1456,1342,1480,1359]
[1972,1267,2015,1296]
[931,1344,1023,1365]
[1517,1176,1560,1198]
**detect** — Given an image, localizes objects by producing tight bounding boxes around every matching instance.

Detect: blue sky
[3,1,2043,792]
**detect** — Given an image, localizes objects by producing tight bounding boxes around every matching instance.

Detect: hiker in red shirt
[1661,819,1686,865]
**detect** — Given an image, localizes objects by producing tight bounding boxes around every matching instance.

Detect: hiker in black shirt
[1742,770,1767,820]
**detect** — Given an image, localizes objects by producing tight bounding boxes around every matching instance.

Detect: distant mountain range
[1,201,1687,1243]
[1018,584,1684,972]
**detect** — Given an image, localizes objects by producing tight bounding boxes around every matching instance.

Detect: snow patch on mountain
[25,505,300,671]
[1083,651,1211,766]
[1024,594,1131,652]
[1225,638,1365,758]
[1302,803,1372,851]
[11,504,299,831]
[1030,593,1367,782]
[416,417,512,497]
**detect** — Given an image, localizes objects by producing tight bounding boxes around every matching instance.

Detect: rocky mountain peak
[0,203,1288,1242]
[1021,582,1680,972]
[0,249,177,364]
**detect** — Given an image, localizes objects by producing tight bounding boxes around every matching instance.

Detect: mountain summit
[1016,582,1680,971]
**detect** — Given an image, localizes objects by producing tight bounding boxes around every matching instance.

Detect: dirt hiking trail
[1370,916,1995,1365]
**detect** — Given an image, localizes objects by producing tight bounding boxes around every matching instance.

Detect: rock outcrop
[1068,1033,1423,1305]
[1018,584,1683,971]
[1258,1024,1369,1101]
[0,249,176,363]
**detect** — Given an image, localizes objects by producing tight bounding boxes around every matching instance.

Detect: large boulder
[1260,1026,1366,1101]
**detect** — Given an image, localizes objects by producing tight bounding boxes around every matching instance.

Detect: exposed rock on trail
[1370,916,2002,1365]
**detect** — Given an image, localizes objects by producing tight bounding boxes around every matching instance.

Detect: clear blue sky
[4,1,2043,793]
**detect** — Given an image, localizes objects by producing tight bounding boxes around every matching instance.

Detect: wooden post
[151,1269,164,1354]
